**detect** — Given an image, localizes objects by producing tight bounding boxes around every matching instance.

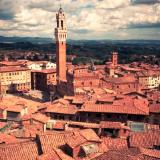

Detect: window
[61,20,63,28]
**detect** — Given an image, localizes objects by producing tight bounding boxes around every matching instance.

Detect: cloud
[70,29,93,34]
[131,0,160,5]
[0,0,20,20]
[128,22,160,28]
[0,0,159,39]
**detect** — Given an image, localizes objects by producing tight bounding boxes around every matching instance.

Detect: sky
[0,0,160,40]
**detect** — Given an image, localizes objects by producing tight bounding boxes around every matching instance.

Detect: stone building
[0,66,31,94]
[31,69,56,91]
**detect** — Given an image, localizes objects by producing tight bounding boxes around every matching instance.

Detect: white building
[27,61,56,70]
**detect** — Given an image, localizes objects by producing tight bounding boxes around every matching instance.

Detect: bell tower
[55,6,67,82]
[111,52,118,67]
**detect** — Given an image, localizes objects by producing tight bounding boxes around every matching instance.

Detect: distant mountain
[0,36,53,44]
[0,36,160,45]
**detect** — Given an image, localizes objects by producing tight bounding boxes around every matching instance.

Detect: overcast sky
[0,0,160,40]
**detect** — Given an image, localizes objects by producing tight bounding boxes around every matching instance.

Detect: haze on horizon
[0,0,160,40]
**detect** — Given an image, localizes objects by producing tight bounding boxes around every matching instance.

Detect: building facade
[27,61,56,71]
[0,66,31,94]
[31,69,56,91]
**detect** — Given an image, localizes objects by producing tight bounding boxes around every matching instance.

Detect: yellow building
[0,66,31,94]
[136,71,160,90]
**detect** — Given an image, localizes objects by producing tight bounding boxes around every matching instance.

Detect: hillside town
[0,7,160,160]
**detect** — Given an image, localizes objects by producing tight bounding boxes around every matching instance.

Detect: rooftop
[0,66,30,73]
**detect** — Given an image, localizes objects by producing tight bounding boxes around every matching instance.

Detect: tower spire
[59,4,63,13]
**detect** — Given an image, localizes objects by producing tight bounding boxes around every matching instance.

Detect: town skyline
[0,4,160,160]
[0,0,160,40]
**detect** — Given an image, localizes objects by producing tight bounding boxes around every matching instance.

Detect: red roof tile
[45,103,77,115]
[0,66,29,73]
[66,132,87,148]
[80,129,101,142]
[37,131,74,153]
[52,121,65,130]
[31,69,56,74]
[102,137,128,150]
[32,113,50,124]
[80,103,148,115]
[100,121,124,129]
[0,122,7,129]
[37,148,74,160]
[0,133,17,144]
[92,150,139,160]
[6,105,27,112]
[129,131,160,148]
[140,148,160,159]
[103,76,137,84]
[0,140,39,160]
[149,103,160,113]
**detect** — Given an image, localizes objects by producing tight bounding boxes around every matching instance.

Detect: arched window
[61,20,63,28]
[57,20,59,28]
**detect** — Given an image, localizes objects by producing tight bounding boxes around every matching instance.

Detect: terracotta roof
[140,148,160,159]
[0,66,29,73]
[0,122,7,129]
[0,140,39,160]
[79,129,101,143]
[97,96,115,103]
[103,76,137,84]
[49,120,100,130]
[79,103,148,115]
[129,131,160,148]
[32,113,50,124]
[149,103,160,113]
[52,121,65,130]
[120,65,142,72]
[100,121,129,130]
[37,131,74,153]
[66,129,101,154]
[45,103,77,115]
[9,126,41,138]
[66,132,87,148]
[72,98,84,104]
[136,70,160,77]
[37,148,74,160]
[102,137,128,150]
[6,105,27,113]
[68,121,99,129]
[0,105,7,110]
[0,133,17,144]
[53,99,70,105]
[31,69,56,74]
[0,60,27,66]
[92,150,139,160]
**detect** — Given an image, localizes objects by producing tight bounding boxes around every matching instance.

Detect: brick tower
[111,52,118,67]
[55,7,67,83]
